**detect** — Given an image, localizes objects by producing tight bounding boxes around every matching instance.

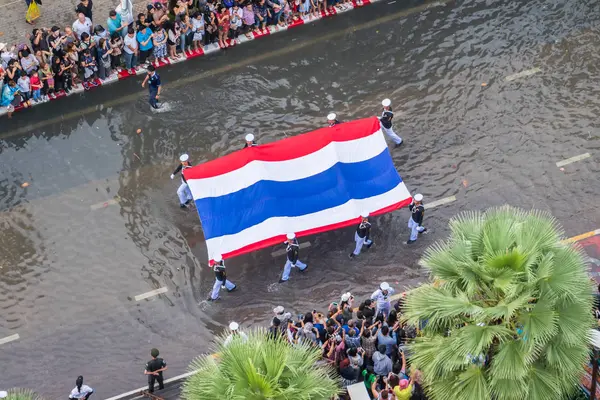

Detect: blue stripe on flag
[195,149,401,239]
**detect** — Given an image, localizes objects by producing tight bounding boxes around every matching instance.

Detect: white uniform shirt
[69,385,94,399]
[370,288,395,309]
[223,331,249,346]
[123,34,138,54]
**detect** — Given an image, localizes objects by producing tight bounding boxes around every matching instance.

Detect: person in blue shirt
[137,26,154,66]
[107,10,126,37]
[377,324,397,357]
[141,64,161,109]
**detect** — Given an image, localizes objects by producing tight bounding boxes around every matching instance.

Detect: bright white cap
[382,98,391,107]
[361,212,369,218]
[273,306,285,314]
[179,153,189,162]
[380,282,390,291]
[0,391,7,399]
[327,113,337,121]
[286,233,296,240]
[229,322,239,331]
[213,254,223,262]
[341,292,351,302]
[245,133,254,142]
[414,194,423,202]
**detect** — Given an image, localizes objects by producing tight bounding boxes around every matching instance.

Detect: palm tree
[403,206,595,400]
[2,389,43,400]
[182,328,340,399]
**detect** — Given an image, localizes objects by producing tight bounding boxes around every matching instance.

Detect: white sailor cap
[414,194,423,202]
[180,153,189,162]
[286,232,296,240]
[245,133,254,142]
[229,321,239,331]
[382,98,391,107]
[361,212,369,218]
[380,282,390,291]
[273,306,285,314]
[341,292,352,302]
[0,391,7,399]
[213,254,223,262]
[327,113,337,121]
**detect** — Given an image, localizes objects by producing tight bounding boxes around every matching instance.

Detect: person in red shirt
[30,70,43,103]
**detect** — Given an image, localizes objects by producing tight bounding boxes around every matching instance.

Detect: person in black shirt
[244,133,257,148]
[208,254,237,301]
[141,64,161,109]
[75,0,94,21]
[379,98,403,147]
[326,112,341,127]
[279,232,308,283]
[144,348,167,393]
[349,212,373,259]
[407,193,426,244]
[170,153,193,208]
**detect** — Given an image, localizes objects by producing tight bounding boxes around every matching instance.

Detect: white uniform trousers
[210,278,236,300]
[381,125,402,145]
[281,259,307,281]
[408,217,425,241]
[177,182,193,205]
[353,232,373,256]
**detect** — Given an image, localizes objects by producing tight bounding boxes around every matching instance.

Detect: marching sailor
[407,193,426,244]
[370,282,394,318]
[279,233,308,283]
[327,113,341,127]
[380,98,403,147]
[170,154,194,208]
[349,212,373,259]
[208,254,237,301]
[244,133,257,148]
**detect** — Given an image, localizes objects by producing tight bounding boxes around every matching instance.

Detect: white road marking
[426,195,456,209]
[134,287,168,301]
[556,153,591,167]
[0,333,20,345]
[505,67,542,82]
[90,199,119,210]
[271,242,311,257]
[388,1,397,4]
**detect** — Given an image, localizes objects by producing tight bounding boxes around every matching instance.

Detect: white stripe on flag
[187,130,388,199]
[205,182,410,258]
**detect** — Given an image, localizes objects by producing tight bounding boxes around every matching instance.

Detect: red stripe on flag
[184,116,381,180]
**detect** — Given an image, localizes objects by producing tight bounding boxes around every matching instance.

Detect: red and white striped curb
[0,0,375,118]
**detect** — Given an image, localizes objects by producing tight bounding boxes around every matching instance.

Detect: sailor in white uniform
[370,282,394,318]
[208,254,237,301]
[349,212,373,259]
[327,113,341,127]
[380,98,403,147]
[170,153,194,208]
[244,133,257,148]
[280,233,308,283]
[407,193,427,244]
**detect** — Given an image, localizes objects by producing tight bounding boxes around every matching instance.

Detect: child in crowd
[39,61,54,98]
[30,70,43,103]
[191,12,205,51]
[17,74,32,106]
[80,49,98,83]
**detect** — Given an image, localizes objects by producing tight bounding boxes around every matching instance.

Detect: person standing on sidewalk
[144,348,167,393]
[123,27,139,70]
[141,65,161,109]
[407,193,426,244]
[279,233,308,283]
[380,98,403,147]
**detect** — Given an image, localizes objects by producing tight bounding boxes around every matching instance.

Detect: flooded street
[1,0,600,397]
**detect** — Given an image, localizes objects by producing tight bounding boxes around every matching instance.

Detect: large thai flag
[184,117,412,261]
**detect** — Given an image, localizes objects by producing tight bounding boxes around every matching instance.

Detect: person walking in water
[380,98,403,147]
[407,193,426,244]
[279,232,308,283]
[144,348,168,393]
[208,254,237,301]
[170,153,193,208]
[68,376,94,399]
[349,212,373,259]
[141,64,162,109]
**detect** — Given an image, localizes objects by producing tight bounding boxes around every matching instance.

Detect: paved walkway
[0,0,147,46]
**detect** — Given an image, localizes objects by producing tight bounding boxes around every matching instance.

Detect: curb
[0,0,376,118]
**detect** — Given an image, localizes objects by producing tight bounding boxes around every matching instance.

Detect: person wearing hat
[407,193,426,244]
[170,154,193,208]
[243,133,257,148]
[371,282,394,318]
[326,113,341,127]
[144,348,167,393]
[380,98,403,147]
[208,254,237,301]
[280,232,308,283]
[224,321,248,346]
[349,212,373,259]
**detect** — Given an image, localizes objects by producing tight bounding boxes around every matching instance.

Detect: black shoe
[228,285,237,292]
[395,141,404,148]
[207,296,218,301]
[158,386,165,391]
[180,203,187,208]
[406,239,416,244]
[185,199,193,205]
[366,242,373,249]
[279,278,288,283]
[419,228,427,235]
[349,253,355,259]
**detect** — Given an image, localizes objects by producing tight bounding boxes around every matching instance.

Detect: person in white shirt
[17,75,31,104]
[223,322,248,346]
[123,27,139,69]
[229,4,243,41]
[72,12,93,39]
[68,376,94,399]
[371,282,395,318]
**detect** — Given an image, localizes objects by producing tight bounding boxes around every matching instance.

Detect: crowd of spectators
[0,0,359,118]
[267,285,427,400]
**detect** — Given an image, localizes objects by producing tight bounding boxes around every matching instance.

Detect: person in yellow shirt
[393,378,412,400]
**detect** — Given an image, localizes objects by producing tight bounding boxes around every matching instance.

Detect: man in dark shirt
[280,232,307,283]
[75,0,94,21]
[144,348,167,393]
[407,193,426,244]
[141,65,161,109]
[208,254,237,301]
[349,212,373,259]
[379,98,403,147]
[327,112,341,127]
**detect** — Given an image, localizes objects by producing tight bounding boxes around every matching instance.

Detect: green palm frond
[405,206,594,400]
[4,389,44,400]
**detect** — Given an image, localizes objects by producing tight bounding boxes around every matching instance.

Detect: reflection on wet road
[1,0,600,397]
